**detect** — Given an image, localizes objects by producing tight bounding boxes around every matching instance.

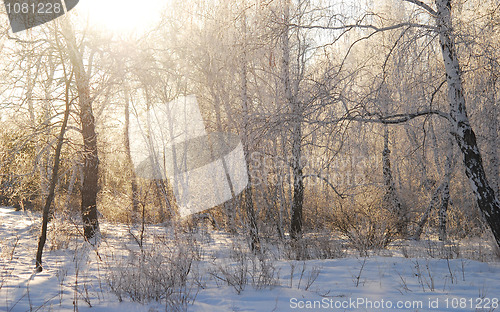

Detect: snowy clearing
[1,206,499,312]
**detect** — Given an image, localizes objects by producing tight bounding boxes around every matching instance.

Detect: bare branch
[401,0,437,16]
[303,174,346,199]
[288,22,437,33]
[344,110,450,124]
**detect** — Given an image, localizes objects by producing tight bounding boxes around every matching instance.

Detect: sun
[75,0,167,35]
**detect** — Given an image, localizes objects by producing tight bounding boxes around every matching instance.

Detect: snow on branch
[401,0,438,16]
[343,109,450,124]
[288,22,437,33]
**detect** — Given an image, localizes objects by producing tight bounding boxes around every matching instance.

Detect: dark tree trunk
[79,85,100,242]
[35,72,72,272]
[436,0,500,247]
[290,125,304,240]
[62,21,100,243]
[280,0,304,240]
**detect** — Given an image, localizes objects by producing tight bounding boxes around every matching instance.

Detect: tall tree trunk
[436,0,500,247]
[240,8,260,252]
[62,21,100,243]
[35,71,72,272]
[281,0,304,240]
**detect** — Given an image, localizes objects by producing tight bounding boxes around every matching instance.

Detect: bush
[331,199,396,255]
[106,233,201,311]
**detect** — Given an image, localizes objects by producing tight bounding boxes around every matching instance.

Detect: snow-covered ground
[1,206,499,312]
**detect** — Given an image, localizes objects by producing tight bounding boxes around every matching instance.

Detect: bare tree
[36,52,73,272]
[61,19,100,243]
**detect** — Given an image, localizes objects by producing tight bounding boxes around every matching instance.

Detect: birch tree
[296,0,500,246]
[432,0,500,247]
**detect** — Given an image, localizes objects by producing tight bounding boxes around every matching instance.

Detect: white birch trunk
[435,0,500,247]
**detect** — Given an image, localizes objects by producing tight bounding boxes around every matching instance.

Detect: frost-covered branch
[303,174,346,198]
[288,22,437,32]
[401,0,437,16]
[344,110,450,124]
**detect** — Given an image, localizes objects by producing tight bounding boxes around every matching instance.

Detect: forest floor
[1,206,500,312]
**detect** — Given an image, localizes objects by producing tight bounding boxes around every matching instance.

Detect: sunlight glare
[75,0,167,35]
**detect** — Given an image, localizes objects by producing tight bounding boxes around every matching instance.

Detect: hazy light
[75,0,167,35]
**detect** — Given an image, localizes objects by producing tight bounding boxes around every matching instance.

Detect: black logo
[4,0,79,33]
